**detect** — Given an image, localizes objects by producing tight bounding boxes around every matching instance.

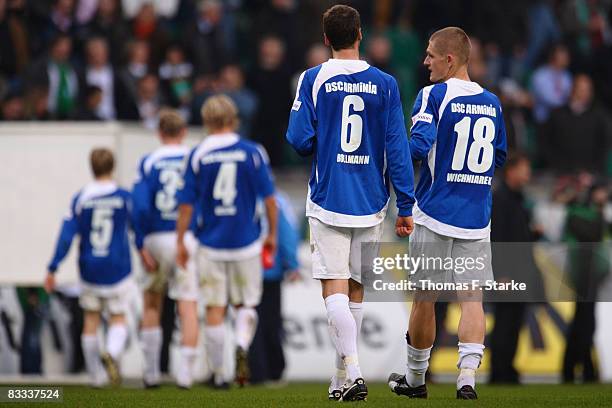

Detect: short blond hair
[430,27,471,65]
[158,109,186,137]
[201,94,239,132]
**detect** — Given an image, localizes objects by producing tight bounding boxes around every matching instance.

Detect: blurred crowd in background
[0,0,611,171]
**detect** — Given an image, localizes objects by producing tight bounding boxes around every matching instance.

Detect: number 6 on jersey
[341,95,364,152]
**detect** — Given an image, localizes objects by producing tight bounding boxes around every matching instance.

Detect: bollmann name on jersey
[337,153,370,165]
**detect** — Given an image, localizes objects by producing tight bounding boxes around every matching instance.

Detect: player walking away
[132,110,199,389]
[176,95,278,388]
[387,27,507,400]
[286,5,415,402]
[45,149,133,387]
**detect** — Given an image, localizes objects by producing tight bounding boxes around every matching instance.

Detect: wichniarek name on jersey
[446,172,492,185]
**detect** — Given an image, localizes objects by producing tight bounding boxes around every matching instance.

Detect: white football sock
[106,324,128,361]
[235,307,258,351]
[457,342,485,389]
[140,326,162,385]
[334,301,363,386]
[405,343,432,387]
[205,324,225,383]
[82,334,106,386]
[325,293,361,382]
[176,346,197,388]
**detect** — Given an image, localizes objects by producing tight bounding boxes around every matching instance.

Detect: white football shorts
[409,224,493,289]
[197,249,263,308]
[142,231,199,302]
[79,277,135,315]
[309,217,384,284]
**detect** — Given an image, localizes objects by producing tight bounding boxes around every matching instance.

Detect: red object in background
[262,245,275,269]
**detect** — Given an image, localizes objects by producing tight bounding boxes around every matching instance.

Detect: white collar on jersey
[445,77,483,93]
[155,144,189,154]
[313,59,371,107]
[190,132,241,172]
[75,180,118,213]
[89,180,117,190]
[143,144,189,174]
[325,58,370,70]
[206,132,240,139]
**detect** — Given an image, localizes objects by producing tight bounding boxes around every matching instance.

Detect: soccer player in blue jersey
[286,5,415,402]
[132,110,199,388]
[45,149,133,387]
[176,95,278,388]
[387,27,507,400]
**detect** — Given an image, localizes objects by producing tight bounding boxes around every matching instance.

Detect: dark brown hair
[90,148,115,177]
[323,5,361,51]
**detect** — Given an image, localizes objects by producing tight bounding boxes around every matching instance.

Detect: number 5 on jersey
[90,208,113,256]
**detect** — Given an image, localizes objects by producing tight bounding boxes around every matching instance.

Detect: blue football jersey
[410,78,507,239]
[286,59,415,227]
[48,181,132,285]
[177,133,275,260]
[132,144,190,248]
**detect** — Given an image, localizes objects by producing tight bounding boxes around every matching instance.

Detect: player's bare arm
[175,203,193,268]
[139,248,158,273]
[44,272,56,293]
[263,195,279,254]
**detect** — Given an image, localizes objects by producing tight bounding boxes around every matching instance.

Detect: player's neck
[445,66,470,82]
[161,138,182,145]
[209,127,236,136]
[331,46,360,61]
[95,175,113,183]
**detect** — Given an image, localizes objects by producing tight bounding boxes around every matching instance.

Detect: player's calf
[140,324,162,388]
[205,320,226,388]
[234,306,258,386]
[81,334,108,388]
[175,299,198,389]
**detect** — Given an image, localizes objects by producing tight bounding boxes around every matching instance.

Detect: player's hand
[44,273,56,294]
[285,270,302,283]
[263,233,277,256]
[176,240,189,269]
[395,216,414,238]
[139,248,158,273]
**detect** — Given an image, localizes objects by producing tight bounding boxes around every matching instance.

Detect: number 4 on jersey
[213,162,238,216]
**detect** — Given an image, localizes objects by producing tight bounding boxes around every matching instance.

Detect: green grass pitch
[6,383,612,407]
